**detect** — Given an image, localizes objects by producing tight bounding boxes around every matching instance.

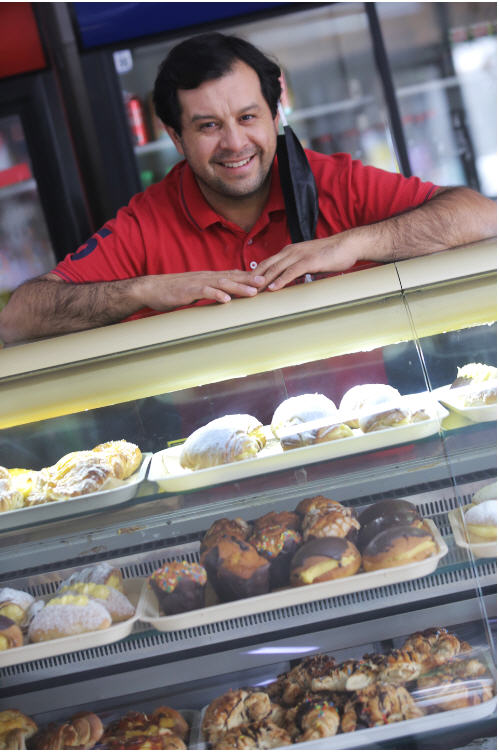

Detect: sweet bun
[201,536,270,602]
[271,393,338,438]
[59,562,124,592]
[362,525,437,571]
[202,688,273,747]
[357,499,423,552]
[303,507,360,542]
[28,594,112,642]
[57,582,135,622]
[0,615,23,650]
[200,517,251,553]
[290,538,361,585]
[213,720,292,749]
[339,384,401,428]
[296,496,344,519]
[253,510,300,532]
[450,362,497,388]
[180,414,266,471]
[358,405,410,433]
[248,524,302,589]
[0,588,35,627]
[149,706,189,741]
[149,560,207,615]
[30,711,104,750]
[464,500,497,541]
[92,440,142,479]
[0,467,24,513]
[0,709,38,750]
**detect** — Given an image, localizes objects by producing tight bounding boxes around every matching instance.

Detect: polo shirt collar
[179,157,284,232]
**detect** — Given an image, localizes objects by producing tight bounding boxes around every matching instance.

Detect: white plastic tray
[0,577,143,668]
[149,395,448,493]
[196,694,496,750]
[137,520,447,632]
[0,454,151,531]
[435,383,497,424]
[448,505,497,559]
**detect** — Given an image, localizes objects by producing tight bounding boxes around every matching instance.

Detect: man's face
[167,61,279,204]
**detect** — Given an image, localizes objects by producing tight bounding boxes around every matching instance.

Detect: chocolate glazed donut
[357,499,423,553]
[362,525,437,572]
[290,538,361,585]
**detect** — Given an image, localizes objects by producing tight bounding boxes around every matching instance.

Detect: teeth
[222,157,252,168]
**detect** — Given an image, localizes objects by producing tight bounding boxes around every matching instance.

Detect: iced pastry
[92,440,142,479]
[28,594,112,641]
[149,560,207,615]
[450,362,497,388]
[202,688,274,747]
[339,384,401,428]
[290,538,361,585]
[362,525,437,571]
[201,536,270,602]
[271,394,338,437]
[356,499,424,552]
[248,523,302,589]
[180,414,265,470]
[464,500,497,541]
[462,385,497,407]
[200,517,251,553]
[57,582,135,623]
[58,562,124,592]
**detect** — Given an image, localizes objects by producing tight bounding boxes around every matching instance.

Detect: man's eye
[241,114,255,122]
[200,121,217,130]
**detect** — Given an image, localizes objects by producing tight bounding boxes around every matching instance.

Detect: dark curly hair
[153,32,282,134]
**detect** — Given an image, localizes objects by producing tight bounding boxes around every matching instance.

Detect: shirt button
[249,261,257,270]
[247,238,253,245]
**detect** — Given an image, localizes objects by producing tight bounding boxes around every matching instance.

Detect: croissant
[180,414,266,471]
[31,712,103,749]
[202,689,273,747]
[92,440,142,479]
[0,710,37,750]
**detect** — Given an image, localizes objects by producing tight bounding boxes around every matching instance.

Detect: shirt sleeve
[51,203,148,283]
[346,157,438,227]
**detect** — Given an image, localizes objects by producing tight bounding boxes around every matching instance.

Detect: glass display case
[0,240,496,749]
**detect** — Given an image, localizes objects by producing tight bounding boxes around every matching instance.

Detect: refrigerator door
[0,113,56,302]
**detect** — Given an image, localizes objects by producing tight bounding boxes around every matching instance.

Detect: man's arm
[255,186,497,291]
[0,270,266,344]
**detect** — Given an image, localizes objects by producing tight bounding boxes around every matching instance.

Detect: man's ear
[165,126,185,156]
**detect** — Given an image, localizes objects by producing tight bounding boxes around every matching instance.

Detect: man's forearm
[0,276,144,344]
[357,186,497,263]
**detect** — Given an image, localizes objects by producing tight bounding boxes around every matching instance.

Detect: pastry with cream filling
[0,588,34,627]
[57,581,135,622]
[290,538,361,586]
[28,594,112,641]
[58,562,124,592]
[201,536,270,602]
[362,525,437,571]
[463,499,497,541]
[339,384,401,428]
[450,362,497,388]
[180,414,265,471]
[271,393,352,450]
[0,616,23,650]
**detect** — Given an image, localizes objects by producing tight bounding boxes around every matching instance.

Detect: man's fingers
[267,262,307,291]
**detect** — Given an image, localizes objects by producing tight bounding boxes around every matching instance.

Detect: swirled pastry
[0,467,23,513]
[31,712,103,750]
[92,440,142,479]
[202,689,274,747]
[339,384,401,428]
[180,414,266,471]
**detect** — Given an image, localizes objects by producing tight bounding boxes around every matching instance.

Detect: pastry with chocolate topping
[290,538,361,586]
[202,689,274,747]
[212,720,291,749]
[277,654,336,705]
[362,525,437,571]
[359,404,410,433]
[149,560,207,615]
[248,523,302,589]
[286,694,341,742]
[356,498,424,552]
[295,495,345,520]
[201,536,270,602]
[200,517,251,553]
[341,683,424,732]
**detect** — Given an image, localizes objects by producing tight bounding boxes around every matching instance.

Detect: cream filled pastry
[450,362,497,388]
[271,393,338,438]
[180,414,265,470]
[339,384,401,428]
[464,500,497,541]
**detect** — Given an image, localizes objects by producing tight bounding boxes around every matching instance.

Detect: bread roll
[180,414,265,471]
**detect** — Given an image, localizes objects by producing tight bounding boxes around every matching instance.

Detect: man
[0,32,495,344]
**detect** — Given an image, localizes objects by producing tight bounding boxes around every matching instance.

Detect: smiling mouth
[218,155,255,169]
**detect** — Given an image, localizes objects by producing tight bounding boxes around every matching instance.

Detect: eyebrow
[190,103,261,123]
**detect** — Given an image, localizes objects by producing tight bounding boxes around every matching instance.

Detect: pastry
[149,560,207,615]
[402,627,464,672]
[213,720,291,749]
[200,517,251,553]
[303,506,360,542]
[271,393,338,435]
[341,683,424,732]
[276,654,336,705]
[0,710,37,750]
[248,523,302,589]
[417,660,494,711]
[0,467,24,513]
[202,689,273,747]
[253,510,300,532]
[58,562,124,592]
[57,582,135,622]
[472,482,497,504]
[280,421,353,450]
[295,495,344,520]
[92,440,142,479]
[28,594,112,641]
[362,525,437,571]
[339,383,401,428]
[31,712,103,749]
[450,362,497,388]
[148,707,189,741]
[0,615,23,650]
[6,468,38,501]
[0,587,34,626]
[356,498,424,552]
[201,536,270,602]
[180,414,266,471]
[463,385,497,406]
[290,538,361,585]
[101,709,187,750]
[286,695,340,742]
[358,404,410,433]
[26,453,114,505]
[463,499,497,540]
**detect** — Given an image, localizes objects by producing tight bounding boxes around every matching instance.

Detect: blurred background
[0,1,496,306]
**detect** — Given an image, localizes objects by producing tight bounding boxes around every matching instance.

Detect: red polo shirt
[52,150,437,320]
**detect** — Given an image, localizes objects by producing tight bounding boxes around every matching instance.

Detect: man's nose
[220,122,247,152]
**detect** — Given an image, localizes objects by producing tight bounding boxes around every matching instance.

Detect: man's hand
[254,232,361,291]
[136,269,266,309]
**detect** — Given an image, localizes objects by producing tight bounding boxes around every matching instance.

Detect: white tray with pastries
[433,363,497,424]
[149,390,448,494]
[447,482,497,559]
[136,519,447,633]
[0,562,142,669]
[0,442,151,532]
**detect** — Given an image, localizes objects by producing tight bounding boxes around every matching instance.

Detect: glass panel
[0,114,56,308]
[378,2,497,194]
[115,3,398,188]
